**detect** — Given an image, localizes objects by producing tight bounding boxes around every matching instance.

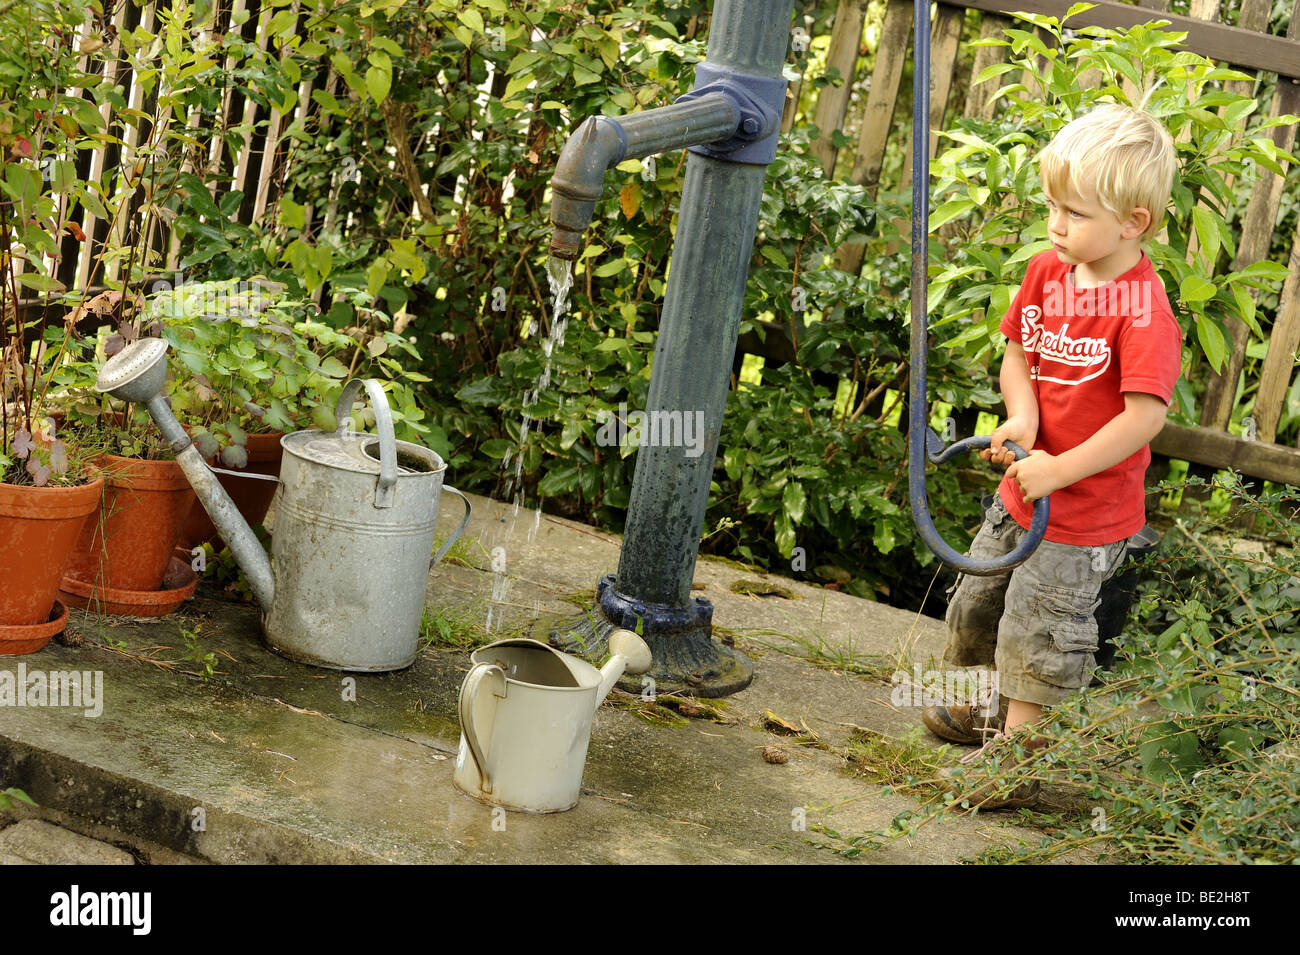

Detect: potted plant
[0,0,111,651]
[0,303,104,649]
[147,277,331,547]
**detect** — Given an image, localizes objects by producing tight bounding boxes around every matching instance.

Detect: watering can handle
[432,486,473,566]
[335,379,399,508]
[458,662,507,795]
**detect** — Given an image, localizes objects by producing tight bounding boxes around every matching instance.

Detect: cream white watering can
[454,630,652,813]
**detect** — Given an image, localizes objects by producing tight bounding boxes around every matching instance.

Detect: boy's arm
[1001,342,1038,426]
[1006,392,1168,501]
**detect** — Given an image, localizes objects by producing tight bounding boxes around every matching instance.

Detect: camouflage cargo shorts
[943,494,1133,707]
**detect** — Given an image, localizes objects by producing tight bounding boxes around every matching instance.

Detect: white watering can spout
[596,628,653,707]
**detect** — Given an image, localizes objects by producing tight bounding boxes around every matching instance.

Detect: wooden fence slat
[1254,216,1300,443]
[58,12,105,292]
[167,4,230,273]
[898,3,964,192]
[847,0,912,191]
[1200,5,1300,431]
[207,0,251,206]
[963,12,1012,121]
[251,0,302,224]
[1017,26,1057,103]
[810,0,871,178]
[1207,0,1271,208]
[1176,0,1222,258]
[75,0,135,293]
[232,3,275,220]
[109,2,158,284]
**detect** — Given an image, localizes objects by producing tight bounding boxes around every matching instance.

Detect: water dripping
[502,256,573,509]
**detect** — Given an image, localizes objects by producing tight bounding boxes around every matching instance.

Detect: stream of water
[486,255,574,634]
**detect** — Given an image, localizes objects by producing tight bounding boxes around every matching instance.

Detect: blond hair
[1039,103,1176,242]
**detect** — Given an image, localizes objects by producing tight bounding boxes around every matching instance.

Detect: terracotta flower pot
[63,455,197,594]
[0,476,104,645]
[179,432,284,550]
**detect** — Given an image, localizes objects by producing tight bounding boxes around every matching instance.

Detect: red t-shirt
[996,250,1182,545]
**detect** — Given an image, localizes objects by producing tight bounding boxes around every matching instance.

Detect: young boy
[922,103,1183,809]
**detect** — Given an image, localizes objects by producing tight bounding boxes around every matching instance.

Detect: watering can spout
[171,436,276,613]
[95,338,276,614]
[595,629,653,705]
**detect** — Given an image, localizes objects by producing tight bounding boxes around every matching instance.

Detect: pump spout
[95,339,276,614]
[549,93,740,259]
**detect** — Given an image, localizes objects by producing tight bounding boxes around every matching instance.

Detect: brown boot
[921,693,1009,745]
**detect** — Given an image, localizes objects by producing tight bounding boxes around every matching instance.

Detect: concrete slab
[0,820,134,865]
[0,491,1061,864]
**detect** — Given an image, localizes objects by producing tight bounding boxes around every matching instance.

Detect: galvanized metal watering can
[454,630,652,813]
[95,338,472,671]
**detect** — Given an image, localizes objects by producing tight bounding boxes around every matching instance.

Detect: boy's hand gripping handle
[910,430,1050,575]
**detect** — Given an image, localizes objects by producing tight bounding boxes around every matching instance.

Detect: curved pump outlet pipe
[549,58,787,260]
[908,1,1048,575]
[550,94,740,259]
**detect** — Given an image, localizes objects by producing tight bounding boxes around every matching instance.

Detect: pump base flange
[547,574,753,698]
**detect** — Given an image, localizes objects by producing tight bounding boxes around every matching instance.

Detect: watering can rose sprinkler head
[96,337,278,614]
[606,627,653,681]
[94,335,169,403]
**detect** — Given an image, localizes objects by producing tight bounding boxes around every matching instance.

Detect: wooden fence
[772,0,1300,490]
[46,0,318,296]
[26,0,1300,491]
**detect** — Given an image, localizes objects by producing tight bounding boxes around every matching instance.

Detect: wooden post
[1199,4,1300,430]
[809,0,871,178]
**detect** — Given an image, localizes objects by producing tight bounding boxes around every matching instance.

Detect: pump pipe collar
[675,62,787,165]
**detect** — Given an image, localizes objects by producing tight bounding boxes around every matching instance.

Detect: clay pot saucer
[60,556,197,618]
[0,600,71,656]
